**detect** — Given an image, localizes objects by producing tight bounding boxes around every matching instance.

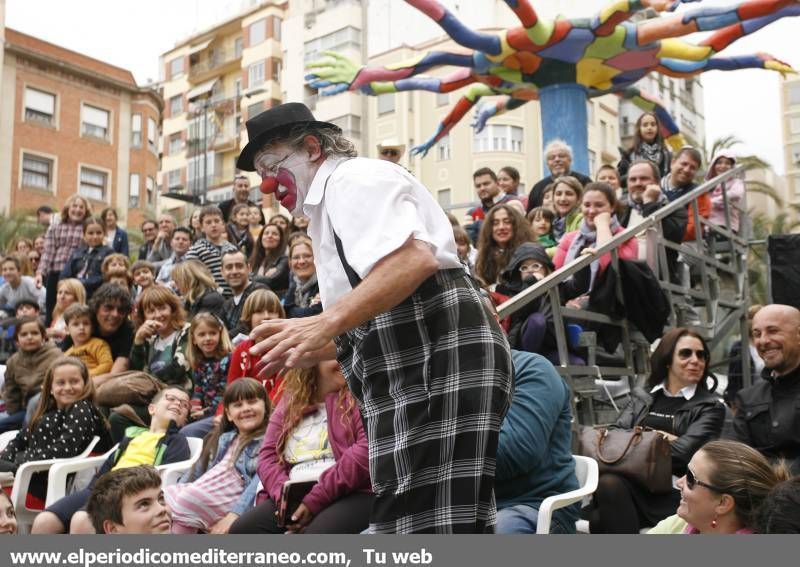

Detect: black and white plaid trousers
[335,268,513,533]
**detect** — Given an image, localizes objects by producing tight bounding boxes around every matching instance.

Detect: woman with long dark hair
[586,327,726,533]
[249,223,289,297]
[474,203,532,289]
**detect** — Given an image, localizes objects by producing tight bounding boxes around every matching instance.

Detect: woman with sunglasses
[586,327,726,533]
[649,440,790,534]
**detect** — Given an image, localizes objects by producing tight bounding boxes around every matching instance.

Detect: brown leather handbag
[578,425,673,494]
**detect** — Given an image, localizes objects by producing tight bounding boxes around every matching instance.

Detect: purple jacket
[256,390,371,516]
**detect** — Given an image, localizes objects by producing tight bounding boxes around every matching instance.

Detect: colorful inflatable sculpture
[306,0,798,172]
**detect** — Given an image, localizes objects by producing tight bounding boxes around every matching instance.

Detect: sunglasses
[380,149,399,157]
[677,348,708,361]
[686,468,724,493]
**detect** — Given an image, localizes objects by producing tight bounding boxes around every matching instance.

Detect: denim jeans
[0,410,26,433]
[496,504,576,534]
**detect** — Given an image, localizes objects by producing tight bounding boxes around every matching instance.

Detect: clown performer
[239,102,512,534]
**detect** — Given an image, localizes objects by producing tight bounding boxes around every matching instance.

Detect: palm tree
[0,209,45,253]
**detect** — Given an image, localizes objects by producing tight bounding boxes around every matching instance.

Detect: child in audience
[227,203,255,259]
[14,299,40,320]
[167,378,270,534]
[0,357,109,500]
[63,304,113,378]
[452,226,476,274]
[527,207,557,250]
[185,205,238,297]
[59,217,112,298]
[32,387,191,534]
[228,290,285,403]
[47,279,86,342]
[186,313,232,422]
[0,317,62,432]
[131,260,157,301]
[105,267,134,293]
[0,491,16,535]
[541,183,556,213]
[86,465,172,534]
[101,253,131,280]
[596,164,622,197]
[618,111,672,184]
[249,205,264,241]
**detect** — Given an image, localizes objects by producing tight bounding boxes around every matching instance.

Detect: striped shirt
[185,238,238,297]
[38,221,86,275]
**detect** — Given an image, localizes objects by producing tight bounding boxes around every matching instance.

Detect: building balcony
[189,49,240,84]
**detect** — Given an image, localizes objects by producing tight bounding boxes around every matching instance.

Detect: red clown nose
[260,177,279,194]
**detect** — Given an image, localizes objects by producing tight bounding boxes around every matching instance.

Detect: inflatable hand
[305,51,363,96]
[471,102,498,133]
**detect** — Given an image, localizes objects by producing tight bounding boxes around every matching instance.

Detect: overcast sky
[6,0,798,172]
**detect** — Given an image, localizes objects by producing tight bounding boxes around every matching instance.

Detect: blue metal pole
[538,84,590,176]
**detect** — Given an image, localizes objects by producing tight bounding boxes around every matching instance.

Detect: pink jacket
[256,390,371,516]
[706,150,744,233]
[554,225,639,273]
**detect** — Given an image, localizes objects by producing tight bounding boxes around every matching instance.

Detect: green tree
[0,209,45,254]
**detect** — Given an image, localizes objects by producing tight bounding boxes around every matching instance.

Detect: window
[81,104,110,140]
[588,150,597,176]
[249,19,266,46]
[329,114,361,138]
[249,61,265,87]
[586,100,595,123]
[437,189,451,208]
[168,132,182,155]
[234,79,242,99]
[21,153,53,190]
[131,114,142,147]
[79,167,108,201]
[472,125,523,153]
[272,17,282,41]
[790,84,800,106]
[436,92,449,107]
[234,37,243,58]
[167,169,182,191]
[791,116,800,135]
[147,117,157,152]
[146,176,155,205]
[436,134,451,161]
[377,93,395,115]
[271,58,281,81]
[24,87,55,125]
[169,57,184,78]
[129,173,140,208]
[248,101,265,119]
[169,95,183,116]
[304,26,361,63]
[791,144,800,167]
[795,176,800,196]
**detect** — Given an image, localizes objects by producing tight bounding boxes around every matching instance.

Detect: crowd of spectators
[0,109,797,535]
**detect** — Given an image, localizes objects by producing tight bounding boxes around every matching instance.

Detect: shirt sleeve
[326,162,437,279]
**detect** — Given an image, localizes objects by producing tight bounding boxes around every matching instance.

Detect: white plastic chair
[10,435,101,533]
[46,444,119,506]
[158,437,204,486]
[536,455,599,534]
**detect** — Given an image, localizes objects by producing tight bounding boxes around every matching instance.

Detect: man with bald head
[732,304,800,473]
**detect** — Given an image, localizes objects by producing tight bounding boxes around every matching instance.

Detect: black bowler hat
[236,102,341,171]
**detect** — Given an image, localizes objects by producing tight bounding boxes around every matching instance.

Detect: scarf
[636,142,664,167]
[293,272,318,307]
[626,191,667,215]
[553,209,578,241]
[564,217,621,290]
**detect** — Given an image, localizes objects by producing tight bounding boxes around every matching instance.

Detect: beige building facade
[781,74,800,214]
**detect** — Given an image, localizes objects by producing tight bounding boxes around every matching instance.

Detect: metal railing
[496,165,750,424]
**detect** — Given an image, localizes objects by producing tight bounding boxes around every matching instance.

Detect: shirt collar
[304,156,346,208]
[650,381,697,400]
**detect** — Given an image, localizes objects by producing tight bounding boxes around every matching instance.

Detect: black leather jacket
[615,385,725,475]
[732,366,800,472]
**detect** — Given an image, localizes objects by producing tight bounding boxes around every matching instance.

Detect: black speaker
[768,234,800,309]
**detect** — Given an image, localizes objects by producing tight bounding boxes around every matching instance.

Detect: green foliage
[0,209,46,254]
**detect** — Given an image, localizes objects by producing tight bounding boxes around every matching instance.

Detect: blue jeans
[179,416,215,438]
[0,410,26,433]
[496,504,576,534]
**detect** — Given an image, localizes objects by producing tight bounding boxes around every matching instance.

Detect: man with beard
[238,102,512,534]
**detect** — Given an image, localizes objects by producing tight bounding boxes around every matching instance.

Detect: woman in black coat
[586,327,725,533]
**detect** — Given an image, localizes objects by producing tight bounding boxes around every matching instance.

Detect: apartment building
[781,74,800,213]
[0,27,161,228]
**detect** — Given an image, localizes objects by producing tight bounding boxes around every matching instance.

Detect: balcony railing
[189,50,237,78]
